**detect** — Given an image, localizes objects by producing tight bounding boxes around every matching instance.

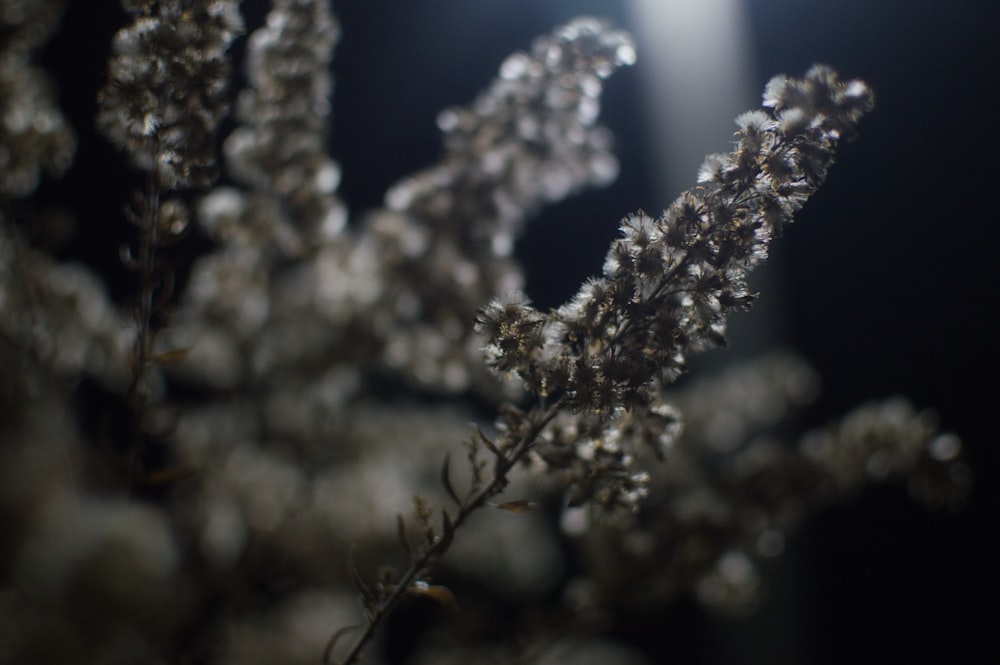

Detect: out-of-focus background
[36,1,1000,663]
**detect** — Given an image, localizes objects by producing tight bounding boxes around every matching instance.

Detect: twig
[123,168,163,494]
[327,398,564,665]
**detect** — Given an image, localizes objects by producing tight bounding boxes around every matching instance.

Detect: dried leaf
[396,514,412,558]
[409,581,458,609]
[475,425,502,458]
[441,452,461,506]
[118,243,139,270]
[495,500,537,513]
[349,552,377,613]
[466,439,485,489]
[438,509,454,550]
[153,347,192,365]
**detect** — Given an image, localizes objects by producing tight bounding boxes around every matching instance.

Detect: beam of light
[627,0,788,354]
[627,0,755,197]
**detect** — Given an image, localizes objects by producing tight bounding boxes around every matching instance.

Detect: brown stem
[125,171,161,494]
[328,398,564,665]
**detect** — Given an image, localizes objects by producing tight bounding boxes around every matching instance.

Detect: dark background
[36,1,1000,663]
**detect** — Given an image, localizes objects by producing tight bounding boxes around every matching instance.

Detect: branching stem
[329,397,564,665]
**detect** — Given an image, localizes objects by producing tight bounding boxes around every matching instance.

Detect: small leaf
[153,347,192,365]
[441,452,461,506]
[348,552,377,613]
[473,425,509,480]
[119,243,139,270]
[475,425,502,458]
[466,438,485,490]
[495,500,537,513]
[396,514,412,558]
[409,580,458,609]
[438,509,454,550]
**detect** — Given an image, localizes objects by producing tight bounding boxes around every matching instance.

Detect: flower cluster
[562,356,970,618]
[386,17,634,247]
[222,0,344,241]
[0,236,132,382]
[370,17,635,396]
[166,0,352,401]
[0,337,186,665]
[479,65,876,414]
[475,65,875,517]
[0,3,971,664]
[0,0,75,198]
[97,0,243,190]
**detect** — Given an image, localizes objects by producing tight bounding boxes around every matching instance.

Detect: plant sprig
[325,398,563,665]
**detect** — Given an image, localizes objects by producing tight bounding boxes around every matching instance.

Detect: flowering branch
[472,65,875,518]
[0,4,973,663]
[326,398,564,665]
[331,64,875,663]
[369,17,636,396]
[96,0,242,489]
[479,65,875,414]
[0,0,74,199]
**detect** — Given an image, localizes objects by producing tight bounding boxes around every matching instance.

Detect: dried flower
[97,0,243,190]
[479,66,875,418]
[224,0,344,239]
[0,0,75,198]
[0,5,970,665]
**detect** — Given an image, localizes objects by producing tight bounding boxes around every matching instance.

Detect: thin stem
[125,171,161,493]
[329,398,565,665]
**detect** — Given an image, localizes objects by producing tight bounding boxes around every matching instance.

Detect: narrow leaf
[495,500,537,513]
[441,452,461,506]
[475,425,502,458]
[349,552,377,612]
[438,509,454,550]
[409,581,458,609]
[396,514,412,558]
[119,243,139,270]
[153,347,192,365]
